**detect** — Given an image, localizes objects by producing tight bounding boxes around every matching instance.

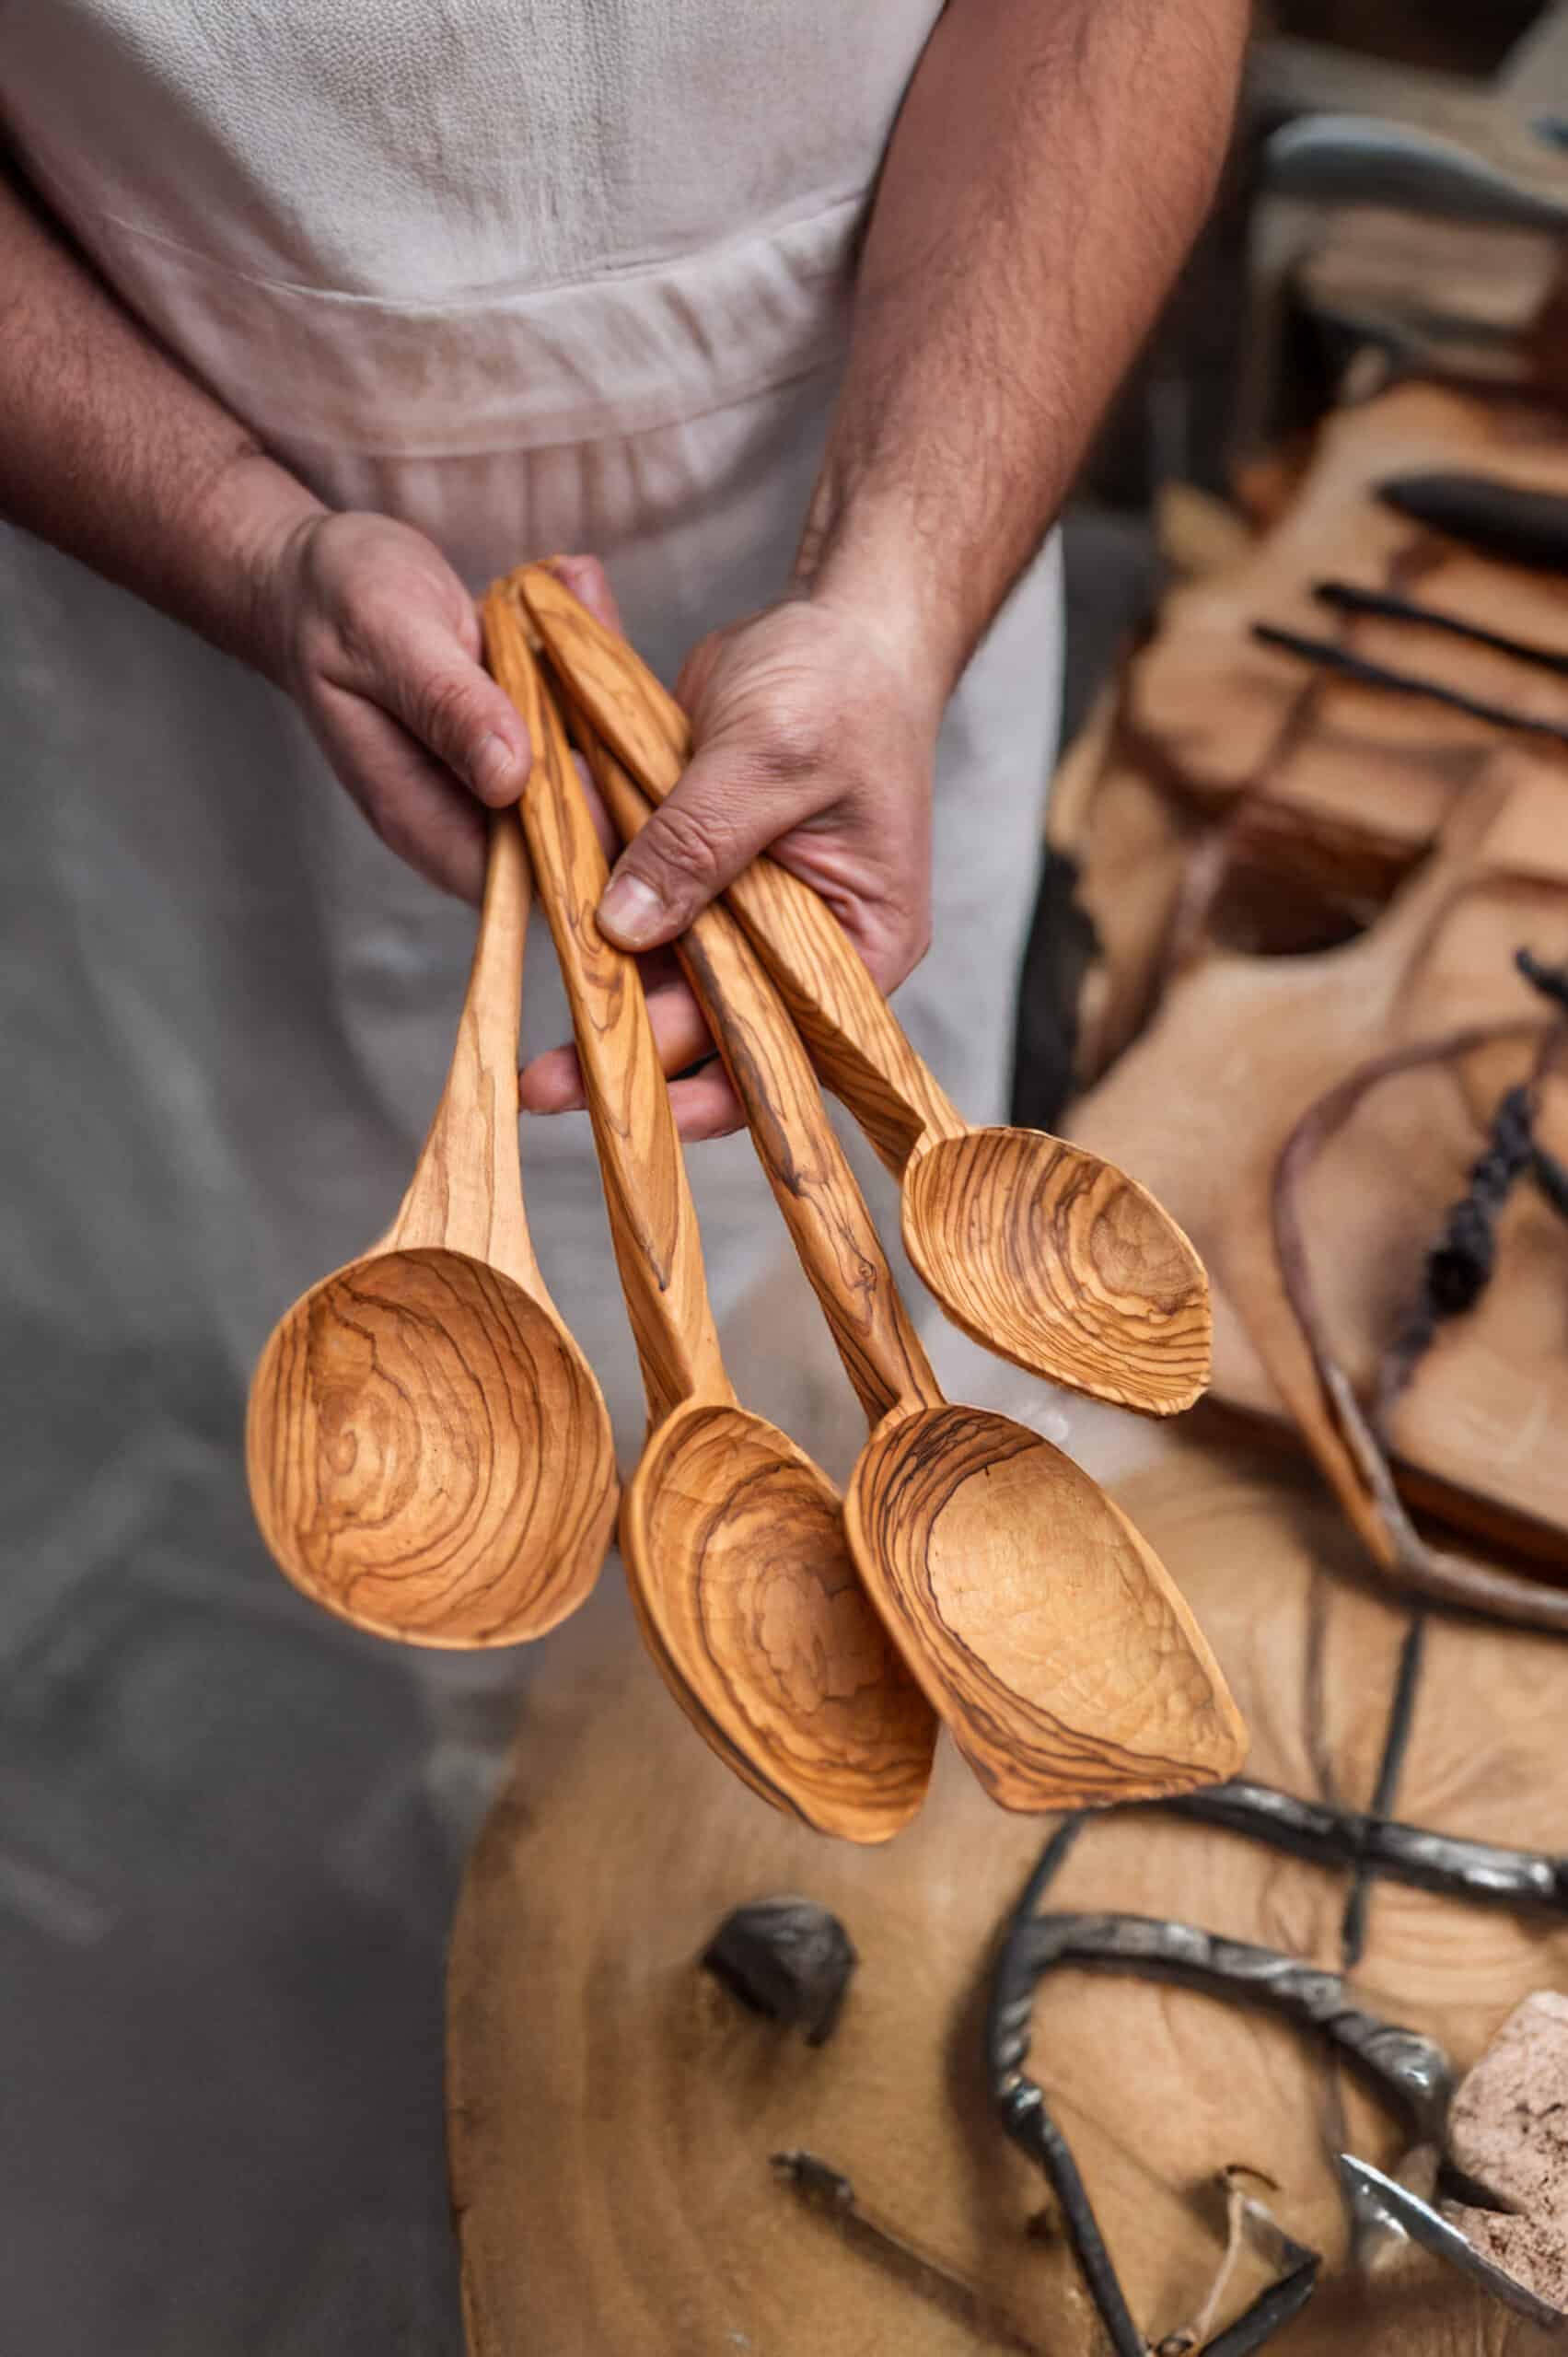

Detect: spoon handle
[389,806,546,1295]
[483,586,730,1429]
[519,564,966,1173]
[574,717,945,1431]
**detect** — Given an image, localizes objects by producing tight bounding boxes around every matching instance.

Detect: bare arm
[548,0,1247,1135]
[0,167,530,897]
[801,0,1251,694]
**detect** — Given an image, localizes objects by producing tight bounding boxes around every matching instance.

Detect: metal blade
[1337,2154,1567,2333]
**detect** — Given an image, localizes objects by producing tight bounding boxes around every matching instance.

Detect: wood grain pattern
[521,562,1212,1418]
[573,723,941,1434]
[486,582,934,1843]
[488,587,727,1432]
[245,811,619,1647]
[387,811,546,1287]
[623,1405,936,1833]
[1071,752,1568,1616]
[248,1246,614,1645]
[1059,384,1568,1107]
[577,722,1244,1811]
[448,1433,1568,2354]
[844,1405,1245,1808]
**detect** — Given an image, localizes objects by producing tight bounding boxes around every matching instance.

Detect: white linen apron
[0,3,1063,1794]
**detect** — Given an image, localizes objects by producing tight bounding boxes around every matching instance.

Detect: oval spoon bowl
[247,1246,617,1648]
[622,1401,936,1844]
[901,1129,1212,1416]
[845,1402,1247,1808]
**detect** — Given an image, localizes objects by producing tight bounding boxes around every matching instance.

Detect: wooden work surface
[1053,378,1568,1585]
[447,1431,1568,2354]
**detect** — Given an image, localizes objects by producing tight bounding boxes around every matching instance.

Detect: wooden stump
[447,1434,1568,2353]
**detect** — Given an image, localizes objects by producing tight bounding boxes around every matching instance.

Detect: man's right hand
[255,509,534,902]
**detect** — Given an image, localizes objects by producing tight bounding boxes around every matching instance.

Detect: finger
[667,1061,746,1142]
[519,967,714,1109]
[596,743,823,950]
[519,1049,742,1140]
[317,683,488,901]
[548,554,625,637]
[517,1041,585,1115]
[344,604,532,809]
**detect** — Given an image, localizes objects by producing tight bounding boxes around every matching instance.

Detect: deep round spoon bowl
[901,1128,1212,1417]
[845,1401,1246,1809]
[248,1244,617,1648]
[621,1401,935,1841]
[246,807,619,1648]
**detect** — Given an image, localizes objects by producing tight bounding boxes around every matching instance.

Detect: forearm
[0,164,322,675]
[800,0,1249,690]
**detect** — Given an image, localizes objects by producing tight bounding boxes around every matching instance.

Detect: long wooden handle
[574,714,945,1431]
[483,584,730,1428]
[389,807,546,1295]
[520,564,966,1174]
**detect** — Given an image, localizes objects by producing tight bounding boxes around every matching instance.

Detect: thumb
[596,749,797,948]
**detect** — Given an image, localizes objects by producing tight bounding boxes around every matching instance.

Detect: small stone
[1448,1991,1568,2232]
[701,1897,857,2045]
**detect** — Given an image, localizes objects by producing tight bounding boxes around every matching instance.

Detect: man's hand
[518,559,946,1139]
[523,0,1247,1139]
[257,510,534,903]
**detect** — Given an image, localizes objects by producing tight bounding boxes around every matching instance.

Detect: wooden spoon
[520,564,1212,1418]
[573,714,1246,1809]
[246,811,618,1647]
[485,583,935,1843]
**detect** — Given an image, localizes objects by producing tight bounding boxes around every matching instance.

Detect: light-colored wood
[572,723,942,1438]
[1054,381,1568,1102]
[1071,753,1568,1620]
[245,813,619,1647]
[843,1405,1244,1810]
[486,584,934,1844]
[577,721,1246,1811]
[578,720,1243,1805]
[448,1433,1568,2355]
[521,563,1212,1419]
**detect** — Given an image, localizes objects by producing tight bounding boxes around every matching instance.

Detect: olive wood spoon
[575,716,1247,1809]
[522,564,1212,1418]
[246,809,619,1647]
[486,584,935,1842]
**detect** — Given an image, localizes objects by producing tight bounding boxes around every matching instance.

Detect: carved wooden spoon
[246,809,619,1647]
[486,583,935,1842]
[574,714,1246,1809]
[521,564,1212,1418]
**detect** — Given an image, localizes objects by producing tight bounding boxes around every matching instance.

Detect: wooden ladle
[245,810,619,1647]
[485,582,935,1842]
[521,565,1212,1418]
[571,710,1247,1808]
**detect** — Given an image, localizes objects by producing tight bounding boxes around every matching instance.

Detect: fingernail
[474,733,523,804]
[597,872,664,947]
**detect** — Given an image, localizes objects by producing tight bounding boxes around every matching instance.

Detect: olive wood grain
[448,1433,1568,2355]
[486,585,934,1844]
[521,564,1212,1419]
[577,723,1245,1812]
[245,811,620,1647]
